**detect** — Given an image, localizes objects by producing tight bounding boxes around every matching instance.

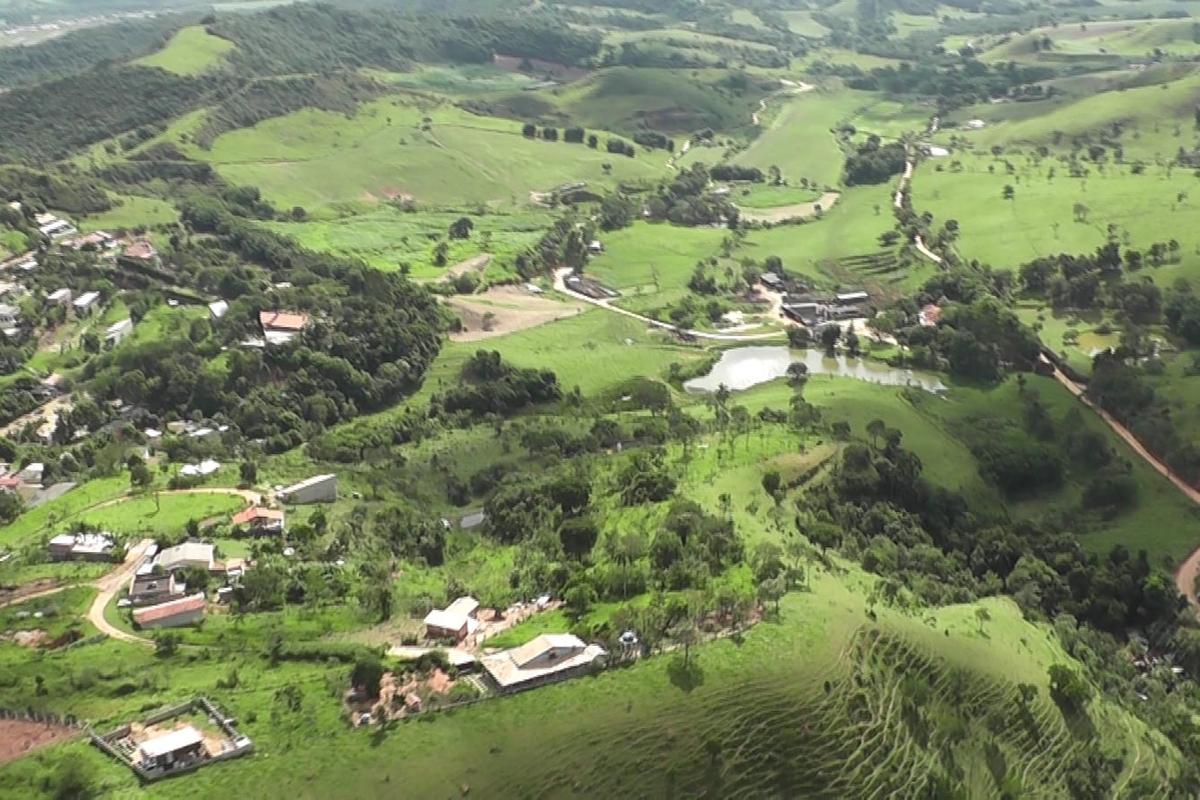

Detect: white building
[277,473,337,504]
[481,634,606,693]
[48,531,116,561]
[208,300,228,320]
[72,290,101,315]
[46,288,72,306]
[0,302,19,334]
[423,596,480,640]
[154,542,215,573]
[105,318,133,346]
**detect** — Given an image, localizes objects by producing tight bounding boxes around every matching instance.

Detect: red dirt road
[1046,362,1200,609]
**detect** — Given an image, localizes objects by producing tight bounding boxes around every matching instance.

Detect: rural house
[230,506,284,536]
[424,596,480,641]
[105,318,133,347]
[133,593,206,629]
[481,633,606,693]
[0,302,20,335]
[259,310,310,345]
[72,290,101,315]
[46,288,72,306]
[121,239,159,265]
[129,570,182,606]
[154,542,215,573]
[48,531,116,561]
[136,726,205,771]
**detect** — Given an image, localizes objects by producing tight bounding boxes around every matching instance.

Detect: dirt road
[737,191,841,224]
[1045,362,1200,608]
[85,538,156,646]
[553,269,784,342]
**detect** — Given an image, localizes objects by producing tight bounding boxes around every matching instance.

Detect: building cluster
[780,289,870,328]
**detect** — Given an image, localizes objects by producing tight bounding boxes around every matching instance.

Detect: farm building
[231,506,284,536]
[154,542,214,573]
[129,571,182,606]
[782,302,826,326]
[133,593,206,629]
[105,318,133,346]
[122,240,159,264]
[35,213,76,238]
[277,473,337,504]
[760,272,783,290]
[179,459,220,478]
[48,531,116,561]
[72,290,101,315]
[137,726,205,771]
[208,300,228,319]
[46,288,72,306]
[481,633,606,693]
[834,291,869,305]
[259,310,310,345]
[424,596,480,641]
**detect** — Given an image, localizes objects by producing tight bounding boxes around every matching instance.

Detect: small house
[277,473,337,504]
[72,290,101,315]
[133,593,206,629]
[207,300,228,320]
[154,542,214,573]
[481,633,606,693]
[129,571,182,606]
[230,506,284,536]
[35,213,76,238]
[760,272,783,290]
[46,288,72,306]
[259,310,310,346]
[588,240,604,254]
[424,596,480,641]
[121,239,158,264]
[48,531,116,562]
[0,302,19,334]
[105,318,133,347]
[180,459,220,478]
[136,726,205,771]
[834,291,869,306]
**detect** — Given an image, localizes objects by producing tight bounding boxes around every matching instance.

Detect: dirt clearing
[737,191,841,224]
[448,286,584,341]
[0,719,79,766]
[440,254,492,282]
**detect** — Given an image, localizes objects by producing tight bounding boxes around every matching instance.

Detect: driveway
[85,538,156,646]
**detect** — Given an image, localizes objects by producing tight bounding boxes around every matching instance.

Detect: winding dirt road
[86,538,156,646]
[1044,361,1200,608]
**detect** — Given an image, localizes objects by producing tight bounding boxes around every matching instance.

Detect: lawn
[78,194,178,231]
[913,153,1200,284]
[586,221,726,298]
[196,96,668,213]
[75,493,245,539]
[132,26,235,76]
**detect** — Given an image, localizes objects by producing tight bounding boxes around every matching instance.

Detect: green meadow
[78,194,179,231]
[197,97,668,213]
[913,153,1200,283]
[132,26,235,76]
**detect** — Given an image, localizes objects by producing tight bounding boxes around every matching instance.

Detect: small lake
[684,346,947,394]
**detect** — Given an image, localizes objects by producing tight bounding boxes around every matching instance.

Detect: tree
[586,133,598,148]
[786,361,809,386]
[129,459,152,490]
[352,655,385,698]
[0,489,22,525]
[154,630,181,656]
[758,575,786,614]
[761,470,782,498]
[1002,184,1015,202]
[522,123,537,138]
[559,515,599,560]
[866,418,886,449]
[1047,664,1091,711]
[820,325,841,355]
[432,240,449,267]
[239,460,258,485]
[787,326,810,349]
[448,216,474,240]
[975,606,991,635]
[845,330,861,357]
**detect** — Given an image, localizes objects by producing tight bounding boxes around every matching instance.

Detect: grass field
[132,26,235,76]
[913,153,1200,284]
[732,89,855,188]
[78,194,178,231]
[586,221,726,298]
[264,207,551,278]
[981,19,1200,64]
[196,96,668,213]
[364,64,538,96]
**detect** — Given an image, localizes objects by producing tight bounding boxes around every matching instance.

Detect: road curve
[1045,362,1200,608]
[86,538,156,646]
[553,268,785,342]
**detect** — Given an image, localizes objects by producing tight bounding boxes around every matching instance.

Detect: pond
[683,346,947,394]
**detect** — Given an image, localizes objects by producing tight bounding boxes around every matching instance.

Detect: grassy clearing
[781,10,830,37]
[363,64,538,96]
[913,153,1200,284]
[263,208,550,278]
[197,96,668,213]
[75,493,244,539]
[586,221,726,298]
[732,89,856,188]
[132,26,235,76]
[78,194,178,231]
[0,477,128,550]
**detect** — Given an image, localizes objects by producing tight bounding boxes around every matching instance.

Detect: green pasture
[729,183,821,208]
[75,493,245,539]
[913,153,1200,283]
[264,208,550,278]
[586,221,726,298]
[732,89,857,188]
[197,97,668,213]
[781,10,830,37]
[363,65,538,96]
[132,26,235,76]
[78,194,178,231]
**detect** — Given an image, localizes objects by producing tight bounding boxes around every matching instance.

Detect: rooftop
[138,725,203,760]
[482,633,606,689]
[155,542,214,571]
[73,290,100,307]
[133,593,205,625]
[259,310,309,332]
[231,506,284,526]
[123,240,157,260]
[279,473,335,493]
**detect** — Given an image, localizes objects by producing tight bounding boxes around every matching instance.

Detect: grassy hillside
[193,96,668,212]
[132,25,235,76]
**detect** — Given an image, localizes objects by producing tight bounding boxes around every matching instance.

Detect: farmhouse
[179,459,220,478]
[230,506,284,536]
[481,633,606,693]
[154,542,215,573]
[137,726,205,770]
[207,300,228,320]
[35,213,77,238]
[46,288,72,306]
[782,302,826,326]
[48,531,116,561]
[105,318,133,346]
[133,592,206,629]
[834,291,869,305]
[121,239,158,264]
[259,310,310,345]
[129,571,182,606]
[277,473,337,504]
[760,271,783,290]
[424,596,480,641]
[72,290,101,315]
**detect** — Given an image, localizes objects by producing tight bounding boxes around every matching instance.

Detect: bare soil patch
[737,191,841,224]
[0,719,79,766]
[440,253,492,281]
[449,286,584,342]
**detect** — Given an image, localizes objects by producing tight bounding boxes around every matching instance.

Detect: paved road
[85,538,156,646]
[553,269,784,342]
[1045,360,1200,608]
